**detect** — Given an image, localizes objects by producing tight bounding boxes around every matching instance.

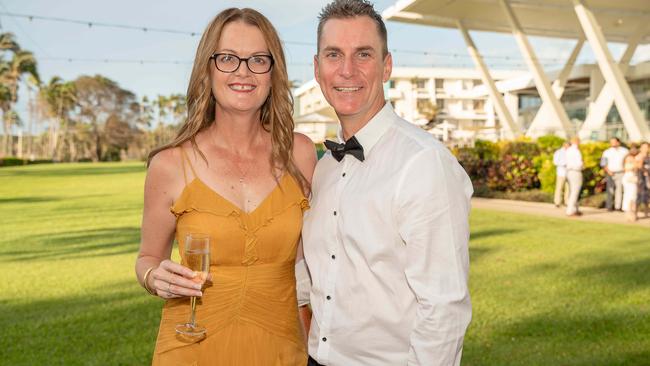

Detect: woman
[135,8,316,365]
[622,145,638,221]
[636,142,649,217]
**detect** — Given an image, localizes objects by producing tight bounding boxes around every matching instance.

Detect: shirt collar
[336,102,395,158]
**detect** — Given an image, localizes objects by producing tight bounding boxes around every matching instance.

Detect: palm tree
[40,76,76,160]
[25,74,40,159]
[0,32,39,157]
[0,33,19,53]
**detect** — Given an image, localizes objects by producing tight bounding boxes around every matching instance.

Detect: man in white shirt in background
[553,142,570,207]
[565,137,584,216]
[301,1,473,365]
[600,137,629,211]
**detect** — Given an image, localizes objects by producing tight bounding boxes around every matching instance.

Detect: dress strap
[179,148,198,184]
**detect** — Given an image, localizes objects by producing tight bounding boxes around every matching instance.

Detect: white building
[293,67,524,143]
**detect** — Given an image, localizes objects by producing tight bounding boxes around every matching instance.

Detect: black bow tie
[324,136,365,162]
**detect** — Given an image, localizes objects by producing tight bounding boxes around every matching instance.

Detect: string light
[37,56,564,70]
[0,11,577,63]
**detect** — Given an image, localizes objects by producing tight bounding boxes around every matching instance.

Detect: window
[414,78,426,89]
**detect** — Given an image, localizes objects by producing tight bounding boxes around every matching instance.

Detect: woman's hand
[148,259,205,299]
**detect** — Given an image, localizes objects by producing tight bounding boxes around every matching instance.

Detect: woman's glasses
[210,53,274,74]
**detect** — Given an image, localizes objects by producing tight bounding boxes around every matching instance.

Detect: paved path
[472,198,650,227]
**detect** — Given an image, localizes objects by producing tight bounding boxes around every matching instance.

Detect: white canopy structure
[383,0,650,141]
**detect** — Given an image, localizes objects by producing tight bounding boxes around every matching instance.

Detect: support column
[527,39,584,137]
[457,20,520,138]
[578,23,649,140]
[573,0,650,141]
[499,0,574,138]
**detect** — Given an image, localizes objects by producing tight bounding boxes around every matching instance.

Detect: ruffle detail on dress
[241,232,259,265]
[299,197,310,213]
[170,179,238,219]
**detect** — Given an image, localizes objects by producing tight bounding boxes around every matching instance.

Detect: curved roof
[382,0,650,44]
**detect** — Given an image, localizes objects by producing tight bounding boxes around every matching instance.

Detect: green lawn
[1,162,648,365]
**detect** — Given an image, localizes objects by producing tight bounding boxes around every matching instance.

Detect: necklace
[230,155,254,188]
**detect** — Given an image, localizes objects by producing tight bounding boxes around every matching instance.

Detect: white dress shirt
[601,147,629,173]
[566,144,583,171]
[302,104,473,366]
[553,147,567,177]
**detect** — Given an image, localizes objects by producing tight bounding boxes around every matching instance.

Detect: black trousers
[308,356,325,366]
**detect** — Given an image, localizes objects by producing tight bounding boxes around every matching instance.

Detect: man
[552,142,570,207]
[301,1,473,365]
[600,137,628,211]
[565,137,583,216]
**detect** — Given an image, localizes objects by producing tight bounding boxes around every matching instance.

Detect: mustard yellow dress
[152,151,309,365]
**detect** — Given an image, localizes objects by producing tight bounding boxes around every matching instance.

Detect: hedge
[0,157,54,167]
[454,137,609,199]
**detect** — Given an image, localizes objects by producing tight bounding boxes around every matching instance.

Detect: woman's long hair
[148,8,308,192]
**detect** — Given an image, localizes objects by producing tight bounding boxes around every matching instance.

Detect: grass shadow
[574,256,650,290]
[0,280,160,365]
[464,311,650,366]
[470,228,520,242]
[0,196,61,204]
[0,227,141,262]
[1,164,145,178]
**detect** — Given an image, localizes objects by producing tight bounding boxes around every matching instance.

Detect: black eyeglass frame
[209,53,275,74]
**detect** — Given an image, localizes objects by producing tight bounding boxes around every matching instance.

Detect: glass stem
[189,296,197,326]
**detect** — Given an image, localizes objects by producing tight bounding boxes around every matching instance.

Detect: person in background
[635,142,649,218]
[622,145,639,221]
[565,137,583,217]
[552,142,570,207]
[600,137,628,211]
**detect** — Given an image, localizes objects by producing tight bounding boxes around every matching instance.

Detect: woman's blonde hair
[148,8,307,191]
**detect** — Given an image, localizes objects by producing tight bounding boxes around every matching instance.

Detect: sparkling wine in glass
[175,233,210,337]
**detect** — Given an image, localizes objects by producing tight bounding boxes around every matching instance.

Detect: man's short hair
[317,0,388,56]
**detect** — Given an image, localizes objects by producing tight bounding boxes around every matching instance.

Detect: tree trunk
[50,121,59,160]
[2,117,10,158]
[68,132,77,162]
[92,123,102,162]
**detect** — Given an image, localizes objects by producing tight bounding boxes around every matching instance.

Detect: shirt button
[333,211,337,216]
[331,254,336,259]
[342,172,346,177]
[322,337,327,342]
[326,295,331,300]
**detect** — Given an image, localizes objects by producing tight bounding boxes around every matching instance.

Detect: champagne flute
[175,233,210,337]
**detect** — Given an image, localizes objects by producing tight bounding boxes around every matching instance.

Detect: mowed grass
[1,162,649,365]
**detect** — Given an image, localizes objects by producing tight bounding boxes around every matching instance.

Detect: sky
[1,0,649,123]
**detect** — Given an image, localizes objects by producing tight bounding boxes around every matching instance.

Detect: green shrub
[580,142,609,195]
[499,140,540,158]
[537,155,557,194]
[26,159,54,165]
[316,143,326,160]
[0,157,26,167]
[473,139,500,160]
[456,136,610,201]
[581,192,606,208]
[536,135,565,153]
